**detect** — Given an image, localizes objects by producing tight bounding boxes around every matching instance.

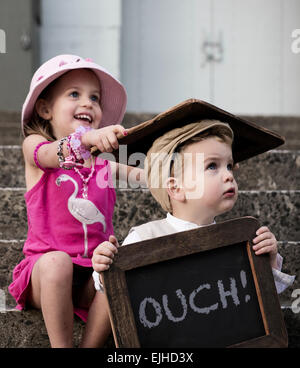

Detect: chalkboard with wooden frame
[102,217,288,348]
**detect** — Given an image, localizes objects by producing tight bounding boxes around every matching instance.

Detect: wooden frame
[102,216,288,348]
[92,99,285,164]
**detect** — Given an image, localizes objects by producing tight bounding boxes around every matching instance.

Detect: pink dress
[8,157,115,321]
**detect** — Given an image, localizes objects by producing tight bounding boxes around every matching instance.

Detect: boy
[92,118,294,294]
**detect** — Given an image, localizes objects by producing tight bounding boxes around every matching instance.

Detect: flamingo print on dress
[56,174,106,258]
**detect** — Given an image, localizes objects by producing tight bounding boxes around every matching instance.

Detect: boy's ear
[166,177,186,203]
[35,99,52,120]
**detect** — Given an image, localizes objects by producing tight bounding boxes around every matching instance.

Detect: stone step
[0,111,21,123]
[0,309,115,348]
[239,115,300,151]
[236,150,300,191]
[0,122,23,146]
[0,239,299,348]
[1,113,300,149]
[0,307,298,347]
[1,110,299,348]
[0,146,299,190]
[0,307,298,348]
[0,146,25,187]
[0,188,299,241]
[1,240,298,308]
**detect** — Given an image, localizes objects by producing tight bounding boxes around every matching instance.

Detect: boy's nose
[224,170,234,182]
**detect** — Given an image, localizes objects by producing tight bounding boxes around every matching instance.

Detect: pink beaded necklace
[73,156,95,199]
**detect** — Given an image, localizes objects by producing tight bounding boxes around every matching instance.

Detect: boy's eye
[70,91,79,98]
[207,162,217,170]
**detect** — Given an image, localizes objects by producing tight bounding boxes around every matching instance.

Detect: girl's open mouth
[74,114,93,124]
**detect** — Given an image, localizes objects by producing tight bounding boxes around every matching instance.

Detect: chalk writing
[138,271,250,329]
[139,297,163,328]
[189,284,218,314]
[163,289,188,323]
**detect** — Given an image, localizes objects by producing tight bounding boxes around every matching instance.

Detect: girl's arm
[23,134,67,170]
[23,125,127,190]
[23,134,66,190]
[109,161,146,188]
[23,125,127,171]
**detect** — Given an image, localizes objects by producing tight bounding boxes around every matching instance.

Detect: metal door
[0,0,39,112]
[121,0,300,115]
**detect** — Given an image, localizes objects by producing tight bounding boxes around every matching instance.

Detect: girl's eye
[207,162,217,170]
[91,95,100,102]
[70,91,79,98]
[227,163,233,171]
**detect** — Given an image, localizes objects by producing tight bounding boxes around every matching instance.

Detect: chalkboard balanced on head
[102,217,288,348]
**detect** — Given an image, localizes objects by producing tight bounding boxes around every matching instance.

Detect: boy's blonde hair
[145,120,234,213]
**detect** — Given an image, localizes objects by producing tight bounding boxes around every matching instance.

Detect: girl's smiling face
[41,69,102,139]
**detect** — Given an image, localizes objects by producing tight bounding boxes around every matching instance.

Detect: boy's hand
[252,226,278,268]
[92,235,120,272]
[82,124,128,153]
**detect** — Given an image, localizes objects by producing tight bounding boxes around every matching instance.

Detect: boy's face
[178,137,238,220]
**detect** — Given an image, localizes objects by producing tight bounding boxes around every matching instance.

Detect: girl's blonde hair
[23,112,55,141]
[23,79,58,141]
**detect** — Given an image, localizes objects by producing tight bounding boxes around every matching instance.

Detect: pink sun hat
[21,54,127,135]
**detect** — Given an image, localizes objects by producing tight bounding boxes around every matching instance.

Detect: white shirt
[93,213,295,294]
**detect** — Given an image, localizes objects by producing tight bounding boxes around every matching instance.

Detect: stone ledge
[1,147,299,190]
[282,308,300,348]
[0,308,298,348]
[0,309,115,348]
[1,113,300,148]
[1,241,299,304]
[1,189,299,241]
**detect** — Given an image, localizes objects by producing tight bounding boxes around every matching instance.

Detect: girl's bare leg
[78,278,112,348]
[29,251,74,348]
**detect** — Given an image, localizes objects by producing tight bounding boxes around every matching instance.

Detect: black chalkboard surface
[102,217,288,348]
[126,242,264,347]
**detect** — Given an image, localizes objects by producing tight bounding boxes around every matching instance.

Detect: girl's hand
[252,226,278,268]
[82,124,128,153]
[92,235,120,272]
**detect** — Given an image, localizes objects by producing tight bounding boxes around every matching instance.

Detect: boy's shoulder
[129,218,177,241]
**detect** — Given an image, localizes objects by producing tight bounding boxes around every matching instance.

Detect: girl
[8,54,141,348]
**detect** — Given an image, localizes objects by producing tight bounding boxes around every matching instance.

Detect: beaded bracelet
[69,126,92,161]
[57,126,92,169]
[57,137,72,170]
[57,137,82,170]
